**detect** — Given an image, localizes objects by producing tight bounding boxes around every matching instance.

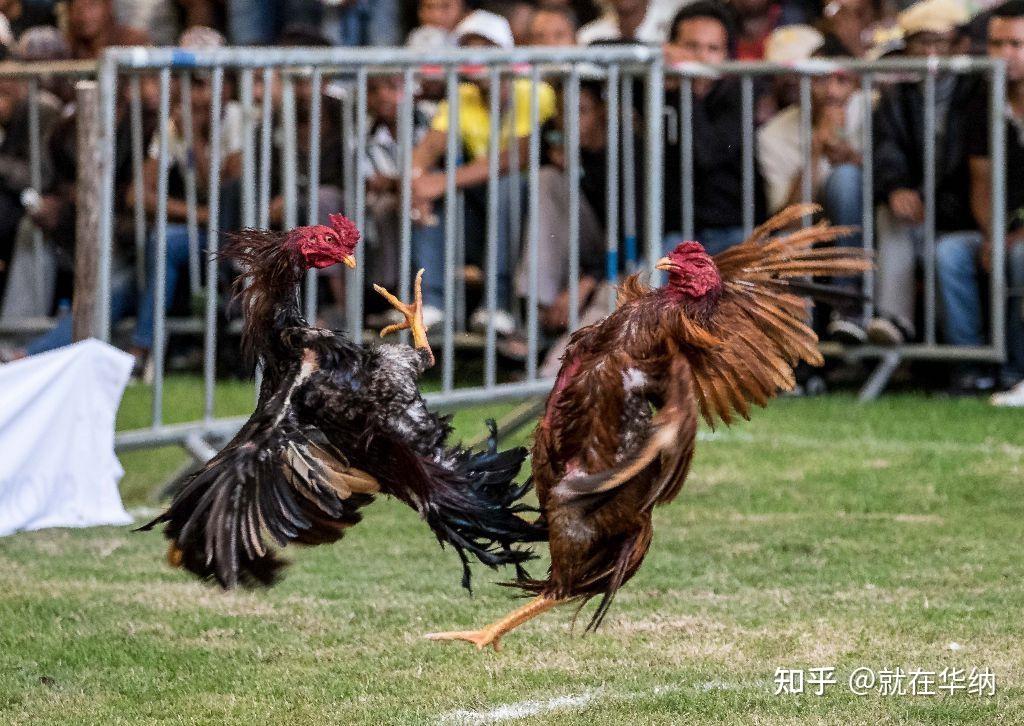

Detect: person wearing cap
[869,0,984,362]
[408,10,557,336]
[944,0,1024,403]
[758,29,870,343]
[663,1,766,256]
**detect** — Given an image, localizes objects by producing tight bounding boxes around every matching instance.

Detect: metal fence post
[73,81,102,343]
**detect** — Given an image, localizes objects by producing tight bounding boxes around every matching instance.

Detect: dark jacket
[872,75,981,232]
[664,79,766,233]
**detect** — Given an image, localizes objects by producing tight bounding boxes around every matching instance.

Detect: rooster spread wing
[140,341,381,588]
[686,204,870,428]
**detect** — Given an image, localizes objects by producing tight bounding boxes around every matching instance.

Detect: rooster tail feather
[421,440,547,591]
[384,421,545,591]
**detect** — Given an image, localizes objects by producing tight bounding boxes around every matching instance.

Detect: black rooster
[140,214,543,590]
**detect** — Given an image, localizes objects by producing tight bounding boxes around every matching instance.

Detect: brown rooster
[426,204,871,650]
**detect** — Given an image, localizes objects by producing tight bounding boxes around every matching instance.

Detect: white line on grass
[436,680,765,724]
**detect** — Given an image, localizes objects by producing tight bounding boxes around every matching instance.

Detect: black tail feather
[409,420,547,591]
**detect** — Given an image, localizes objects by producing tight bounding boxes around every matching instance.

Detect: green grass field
[1,379,1022,724]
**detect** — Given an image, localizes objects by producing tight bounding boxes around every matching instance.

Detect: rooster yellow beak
[342,255,357,269]
[655,256,675,272]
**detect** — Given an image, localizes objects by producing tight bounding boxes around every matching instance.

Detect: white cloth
[757,92,868,214]
[0,339,134,536]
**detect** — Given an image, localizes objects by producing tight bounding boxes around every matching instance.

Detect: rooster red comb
[655,240,722,299]
[288,212,361,270]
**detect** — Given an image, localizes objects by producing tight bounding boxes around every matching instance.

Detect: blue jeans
[664,227,746,257]
[412,178,515,311]
[821,164,863,247]
[936,235,1024,377]
[24,269,136,356]
[228,0,323,44]
[322,0,399,46]
[133,225,207,351]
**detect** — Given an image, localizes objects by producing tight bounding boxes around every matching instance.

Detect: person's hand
[412,172,447,203]
[888,188,925,224]
[821,136,859,166]
[27,195,63,233]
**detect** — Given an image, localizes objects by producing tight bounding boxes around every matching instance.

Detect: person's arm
[969,155,992,237]
[411,129,447,176]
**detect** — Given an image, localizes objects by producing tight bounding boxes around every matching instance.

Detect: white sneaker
[991,379,1024,407]
[469,308,517,337]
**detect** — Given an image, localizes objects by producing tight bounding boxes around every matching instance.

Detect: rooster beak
[655,256,675,272]
[342,255,357,269]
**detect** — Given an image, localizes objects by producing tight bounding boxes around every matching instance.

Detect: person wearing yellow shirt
[408,10,557,335]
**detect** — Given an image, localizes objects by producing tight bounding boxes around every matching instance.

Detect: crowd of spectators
[0,0,1023,403]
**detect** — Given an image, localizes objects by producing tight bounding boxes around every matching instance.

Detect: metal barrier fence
[0,51,1009,457]
[663,57,1007,400]
[91,45,665,452]
[0,60,96,336]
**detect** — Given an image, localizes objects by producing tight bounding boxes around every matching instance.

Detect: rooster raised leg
[374,268,435,367]
[424,595,564,651]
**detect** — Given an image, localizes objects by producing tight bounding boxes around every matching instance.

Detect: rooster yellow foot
[424,628,504,652]
[373,268,434,366]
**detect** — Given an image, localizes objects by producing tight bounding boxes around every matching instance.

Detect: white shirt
[577,0,692,45]
[757,92,869,214]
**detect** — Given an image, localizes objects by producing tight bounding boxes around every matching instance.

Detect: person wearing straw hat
[867,0,986,368]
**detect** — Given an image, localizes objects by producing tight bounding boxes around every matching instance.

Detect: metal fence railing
[92,45,665,452]
[664,57,1007,400]
[0,50,1009,458]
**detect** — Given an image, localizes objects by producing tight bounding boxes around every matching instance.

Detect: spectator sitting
[321,0,400,46]
[944,0,1024,402]
[528,4,579,45]
[0,27,71,323]
[578,0,688,45]
[820,0,892,58]
[362,74,431,294]
[227,0,321,45]
[0,28,65,311]
[487,0,537,46]
[0,0,57,37]
[125,26,243,374]
[409,10,557,336]
[65,0,149,60]
[758,23,826,124]
[113,0,218,46]
[514,80,608,335]
[758,28,870,342]
[406,0,466,45]
[663,1,766,256]
[728,0,783,59]
[869,0,981,359]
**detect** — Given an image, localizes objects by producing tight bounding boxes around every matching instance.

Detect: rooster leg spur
[425,596,564,651]
[373,268,435,366]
